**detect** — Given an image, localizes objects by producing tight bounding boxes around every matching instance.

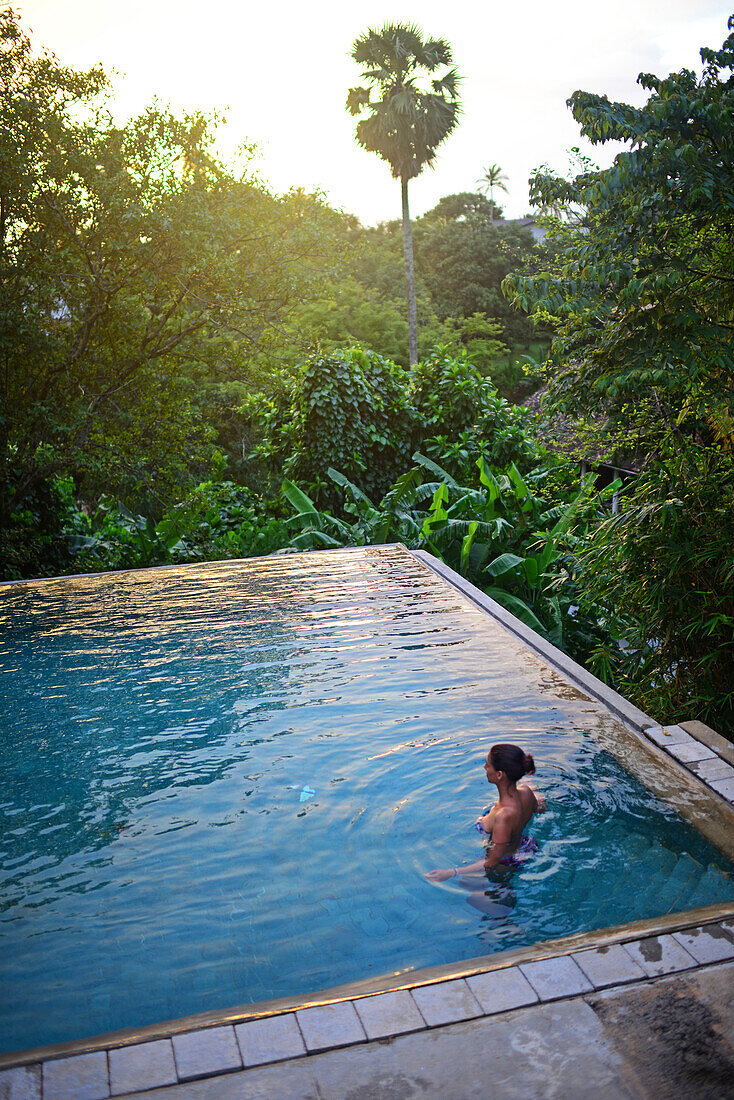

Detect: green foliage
[504,20,734,448]
[0,10,321,528]
[288,276,411,365]
[257,347,417,507]
[280,203,539,381]
[168,481,290,563]
[415,194,537,346]
[66,481,290,574]
[252,347,540,507]
[503,18,734,735]
[577,451,734,735]
[0,475,85,579]
[411,347,540,477]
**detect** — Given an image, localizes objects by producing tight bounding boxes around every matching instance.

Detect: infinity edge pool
[1,544,732,1072]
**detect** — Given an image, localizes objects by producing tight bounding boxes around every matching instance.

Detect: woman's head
[487,743,535,784]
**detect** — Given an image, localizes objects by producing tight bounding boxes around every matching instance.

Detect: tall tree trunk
[400,176,418,366]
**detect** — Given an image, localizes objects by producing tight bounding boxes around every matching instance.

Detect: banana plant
[328,466,423,545]
[413,452,515,577]
[481,473,622,646]
[281,479,357,550]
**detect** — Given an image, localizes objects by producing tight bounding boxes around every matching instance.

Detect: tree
[505,23,734,446]
[414,193,536,344]
[347,23,461,365]
[476,162,508,218]
[504,17,734,734]
[0,10,317,532]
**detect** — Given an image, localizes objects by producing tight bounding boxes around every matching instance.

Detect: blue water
[1,547,732,1054]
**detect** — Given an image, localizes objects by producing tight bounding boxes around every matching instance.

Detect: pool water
[1,547,732,1054]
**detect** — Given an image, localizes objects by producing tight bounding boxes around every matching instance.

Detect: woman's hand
[425,868,455,882]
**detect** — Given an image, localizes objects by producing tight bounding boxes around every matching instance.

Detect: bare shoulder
[519,782,546,814]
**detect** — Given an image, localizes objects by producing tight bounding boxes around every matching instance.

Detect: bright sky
[16,0,733,225]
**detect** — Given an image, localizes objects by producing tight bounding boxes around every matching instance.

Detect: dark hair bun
[489,743,536,783]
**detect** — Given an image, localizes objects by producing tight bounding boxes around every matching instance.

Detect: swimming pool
[1,546,733,1055]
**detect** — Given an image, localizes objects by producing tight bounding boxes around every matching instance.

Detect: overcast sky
[16,1,733,224]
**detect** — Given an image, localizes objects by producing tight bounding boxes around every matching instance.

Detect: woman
[426,743,545,882]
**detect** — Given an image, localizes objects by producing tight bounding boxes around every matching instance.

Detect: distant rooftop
[491,216,548,243]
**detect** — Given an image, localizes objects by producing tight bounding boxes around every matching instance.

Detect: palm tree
[347,24,460,365]
[476,163,508,219]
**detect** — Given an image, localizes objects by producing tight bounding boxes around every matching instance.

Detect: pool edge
[2,902,732,1071]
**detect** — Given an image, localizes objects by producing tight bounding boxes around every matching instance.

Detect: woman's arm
[426,815,514,880]
[425,858,487,882]
[482,814,513,870]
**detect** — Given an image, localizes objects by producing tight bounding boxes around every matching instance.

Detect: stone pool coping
[3,545,734,1086]
[2,911,733,1098]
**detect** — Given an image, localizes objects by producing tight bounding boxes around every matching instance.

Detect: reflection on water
[1,547,732,1054]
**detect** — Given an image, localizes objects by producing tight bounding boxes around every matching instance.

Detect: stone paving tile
[689,757,734,782]
[667,740,716,764]
[672,924,734,964]
[572,944,647,989]
[234,1014,306,1066]
[171,1026,242,1082]
[680,720,734,762]
[644,725,693,748]
[111,1056,322,1099]
[709,776,734,800]
[0,1064,41,1100]
[352,990,425,1039]
[296,1002,366,1053]
[519,955,593,1000]
[621,934,698,976]
[410,979,482,1027]
[109,1040,177,1095]
[467,966,539,1014]
[42,1052,109,1100]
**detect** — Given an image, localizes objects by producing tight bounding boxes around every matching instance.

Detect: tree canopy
[505,20,734,453]
[505,16,734,731]
[0,10,321,525]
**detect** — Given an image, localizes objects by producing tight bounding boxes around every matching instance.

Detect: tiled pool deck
[2,548,734,1097]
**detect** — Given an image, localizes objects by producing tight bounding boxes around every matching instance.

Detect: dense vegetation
[505,16,734,733]
[2,10,733,737]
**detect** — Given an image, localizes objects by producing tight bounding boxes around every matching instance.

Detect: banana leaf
[482,587,547,636]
